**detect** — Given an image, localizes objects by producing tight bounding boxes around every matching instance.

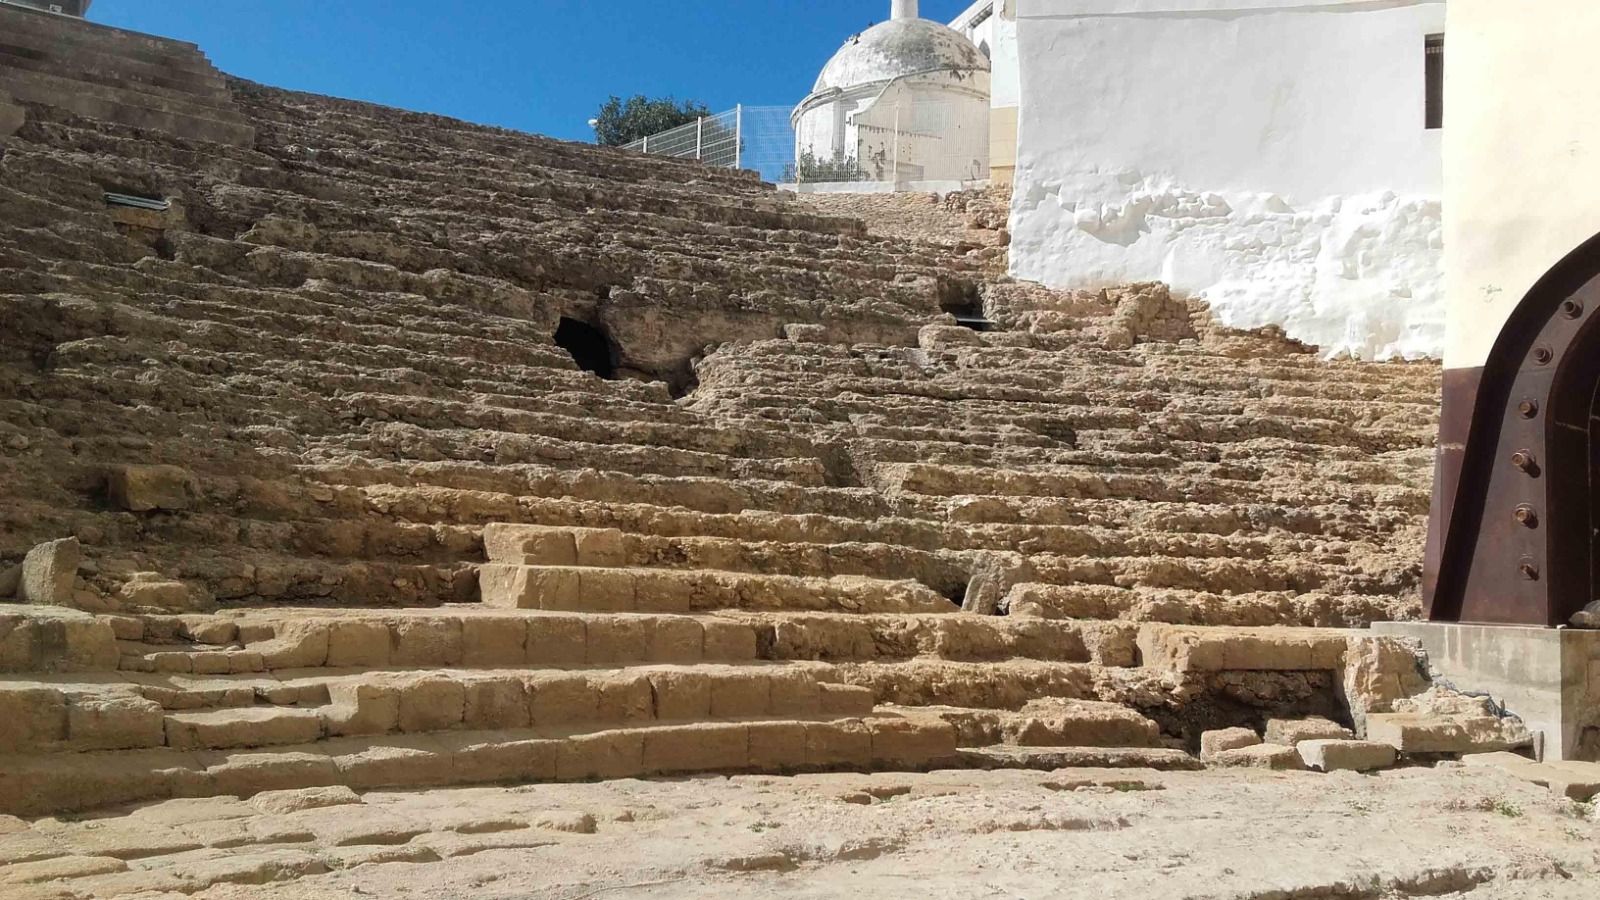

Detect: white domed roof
[813,17,990,94]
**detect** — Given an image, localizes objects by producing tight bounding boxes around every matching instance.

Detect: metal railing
[622,105,795,184]
[622,99,989,190]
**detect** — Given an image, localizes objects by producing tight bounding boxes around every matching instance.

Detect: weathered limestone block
[0,686,68,752]
[783,323,828,343]
[118,574,202,612]
[165,708,323,751]
[748,720,809,770]
[709,670,772,718]
[1138,625,1347,673]
[325,620,391,668]
[1207,743,1304,770]
[1366,713,1533,755]
[804,719,872,767]
[867,716,957,766]
[703,620,759,661]
[248,784,361,815]
[251,621,329,669]
[962,554,1034,616]
[107,465,194,513]
[324,680,400,737]
[528,674,600,726]
[481,524,578,566]
[1297,739,1397,772]
[1265,717,1353,746]
[461,615,528,666]
[463,676,531,730]
[1200,727,1260,759]
[642,722,749,774]
[445,734,559,784]
[396,675,466,733]
[584,617,650,665]
[0,565,19,600]
[918,323,984,350]
[1461,752,1600,801]
[1341,634,1429,729]
[818,683,875,716]
[479,564,572,610]
[525,615,586,665]
[20,538,79,606]
[330,742,448,791]
[649,670,712,721]
[390,618,462,667]
[1003,699,1160,748]
[554,730,644,780]
[597,674,654,724]
[0,91,23,138]
[0,608,118,673]
[66,695,166,751]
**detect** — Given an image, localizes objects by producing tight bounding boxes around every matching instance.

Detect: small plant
[783,149,867,184]
[1491,798,1523,818]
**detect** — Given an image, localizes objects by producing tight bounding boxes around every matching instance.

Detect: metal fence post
[892,102,901,187]
[735,105,743,170]
[642,135,649,154]
[695,117,704,160]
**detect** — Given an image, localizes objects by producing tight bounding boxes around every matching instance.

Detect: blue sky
[92,1,975,143]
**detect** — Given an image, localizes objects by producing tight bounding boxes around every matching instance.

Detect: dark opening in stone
[945,582,969,609]
[555,317,617,380]
[938,279,991,331]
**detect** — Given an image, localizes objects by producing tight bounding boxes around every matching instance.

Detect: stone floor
[5,764,1597,899]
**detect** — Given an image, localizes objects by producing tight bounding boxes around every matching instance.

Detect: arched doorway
[1427,234,1600,625]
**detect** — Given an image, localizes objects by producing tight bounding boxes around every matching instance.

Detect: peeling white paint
[1010,0,1446,359]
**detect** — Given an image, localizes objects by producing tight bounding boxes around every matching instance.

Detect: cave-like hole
[555,317,617,380]
[945,582,969,609]
[938,279,991,331]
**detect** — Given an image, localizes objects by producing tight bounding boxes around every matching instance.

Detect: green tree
[592,95,712,147]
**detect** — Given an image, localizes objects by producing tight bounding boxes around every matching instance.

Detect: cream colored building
[949,0,1019,185]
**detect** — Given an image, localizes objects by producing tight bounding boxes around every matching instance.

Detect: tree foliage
[592,95,712,147]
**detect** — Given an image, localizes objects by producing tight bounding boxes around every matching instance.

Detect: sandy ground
[7,763,1600,900]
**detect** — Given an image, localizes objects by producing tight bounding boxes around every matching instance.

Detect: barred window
[1426,34,1444,130]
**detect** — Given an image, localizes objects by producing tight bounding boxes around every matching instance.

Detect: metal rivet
[1519,399,1540,418]
[1514,504,1539,527]
[1511,450,1538,473]
[1563,300,1584,319]
[1534,347,1554,365]
[1519,559,1540,581]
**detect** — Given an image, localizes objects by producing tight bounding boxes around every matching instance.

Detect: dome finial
[891,0,919,21]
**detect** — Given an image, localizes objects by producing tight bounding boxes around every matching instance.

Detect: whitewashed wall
[1444,0,1600,369]
[1010,0,1446,359]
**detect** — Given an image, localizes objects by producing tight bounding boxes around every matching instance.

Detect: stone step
[0,7,219,75]
[919,699,1163,748]
[479,563,954,615]
[0,712,959,817]
[1,663,879,754]
[952,744,1202,772]
[105,609,1131,675]
[0,40,232,106]
[0,66,253,146]
[1460,751,1600,801]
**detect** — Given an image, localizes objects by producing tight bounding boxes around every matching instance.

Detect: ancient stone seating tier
[0,11,1481,817]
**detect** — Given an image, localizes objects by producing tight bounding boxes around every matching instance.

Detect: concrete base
[778,179,990,196]
[1373,622,1600,762]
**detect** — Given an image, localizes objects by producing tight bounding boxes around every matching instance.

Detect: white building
[949,0,1019,184]
[792,0,992,186]
[1006,0,1447,359]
